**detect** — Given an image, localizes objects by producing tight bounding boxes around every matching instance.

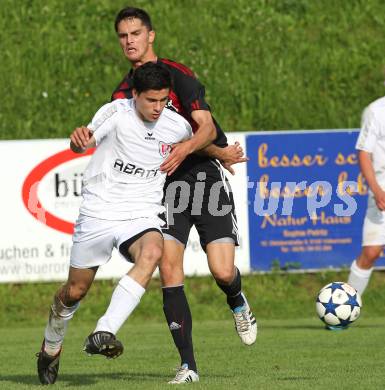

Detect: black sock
[162,285,197,373]
[216,267,245,310]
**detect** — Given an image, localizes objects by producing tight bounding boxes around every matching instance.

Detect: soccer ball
[316,282,362,328]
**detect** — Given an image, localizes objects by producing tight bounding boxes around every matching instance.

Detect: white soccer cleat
[232,294,257,346]
[168,364,199,384]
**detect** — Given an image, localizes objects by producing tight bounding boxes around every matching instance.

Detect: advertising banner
[1,140,129,283]
[0,134,249,283]
[246,130,384,271]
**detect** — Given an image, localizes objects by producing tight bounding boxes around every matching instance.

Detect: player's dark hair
[115,7,153,32]
[132,62,171,94]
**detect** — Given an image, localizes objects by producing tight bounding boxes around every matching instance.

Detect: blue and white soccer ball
[316,282,362,328]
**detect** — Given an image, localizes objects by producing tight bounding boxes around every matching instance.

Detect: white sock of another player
[44,297,79,356]
[94,274,145,335]
[348,260,373,296]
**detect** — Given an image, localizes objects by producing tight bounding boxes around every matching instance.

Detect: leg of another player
[206,241,257,346]
[206,242,244,308]
[37,266,97,385]
[160,239,198,379]
[348,245,383,296]
[95,231,163,335]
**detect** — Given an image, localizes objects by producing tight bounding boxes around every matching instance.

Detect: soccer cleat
[36,342,61,385]
[232,294,257,346]
[168,364,199,384]
[83,331,124,359]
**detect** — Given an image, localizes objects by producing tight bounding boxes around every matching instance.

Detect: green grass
[2,272,385,388]
[1,0,385,139]
[2,271,385,327]
[1,318,385,389]
[0,271,385,327]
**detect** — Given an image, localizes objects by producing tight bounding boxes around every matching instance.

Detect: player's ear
[149,30,155,44]
[132,89,138,100]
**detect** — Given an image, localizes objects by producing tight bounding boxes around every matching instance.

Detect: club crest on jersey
[159,142,172,158]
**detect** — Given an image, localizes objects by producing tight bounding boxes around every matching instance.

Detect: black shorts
[162,157,239,251]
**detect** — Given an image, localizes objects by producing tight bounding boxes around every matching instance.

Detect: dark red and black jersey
[111,58,228,148]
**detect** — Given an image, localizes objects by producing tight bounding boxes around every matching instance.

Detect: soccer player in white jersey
[347,96,385,296]
[36,62,197,385]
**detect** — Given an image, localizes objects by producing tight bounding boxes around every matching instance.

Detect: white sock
[44,297,79,356]
[94,275,145,335]
[347,260,373,296]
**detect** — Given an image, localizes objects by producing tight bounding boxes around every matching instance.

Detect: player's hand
[373,189,385,211]
[160,141,193,176]
[219,142,249,175]
[70,126,92,150]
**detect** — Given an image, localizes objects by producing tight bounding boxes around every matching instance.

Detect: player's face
[117,18,155,66]
[133,89,169,122]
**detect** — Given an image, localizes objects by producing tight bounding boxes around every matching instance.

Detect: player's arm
[70,102,118,153]
[190,109,217,149]
[166,64,231,168]
[161,65,221,174]
[356,106,385,210]
[358,150,385,210]
[160,110,216,176]
[70,126,95,153]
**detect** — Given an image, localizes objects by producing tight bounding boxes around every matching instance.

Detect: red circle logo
[22,148,94,234]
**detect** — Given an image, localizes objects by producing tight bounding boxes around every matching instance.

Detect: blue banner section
[246,130,385,271]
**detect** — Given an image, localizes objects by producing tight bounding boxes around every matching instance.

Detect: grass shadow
[266,323,323,330]
[0,371,172,387]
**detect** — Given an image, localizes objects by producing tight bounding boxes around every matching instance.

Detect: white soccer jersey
[79,98,192,220]
[356,96,385,186]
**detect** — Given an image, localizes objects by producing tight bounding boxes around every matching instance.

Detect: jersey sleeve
[172,71,210,115]
[355,106,379,153]
[173,71,228,146]
[87,102,119,145]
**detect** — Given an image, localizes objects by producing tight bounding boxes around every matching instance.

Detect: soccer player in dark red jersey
[72,7,256,384]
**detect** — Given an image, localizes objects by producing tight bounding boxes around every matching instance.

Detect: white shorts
[70,214,163,268]
[362,195,385,246]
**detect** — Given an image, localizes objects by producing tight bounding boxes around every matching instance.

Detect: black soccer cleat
[83,331,124,359]
[36,343,61,385]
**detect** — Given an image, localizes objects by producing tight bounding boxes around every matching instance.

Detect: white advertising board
[0,134,249,283]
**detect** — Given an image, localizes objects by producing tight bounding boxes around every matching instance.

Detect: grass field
[2,272,385,388]
[1,317,385,389]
